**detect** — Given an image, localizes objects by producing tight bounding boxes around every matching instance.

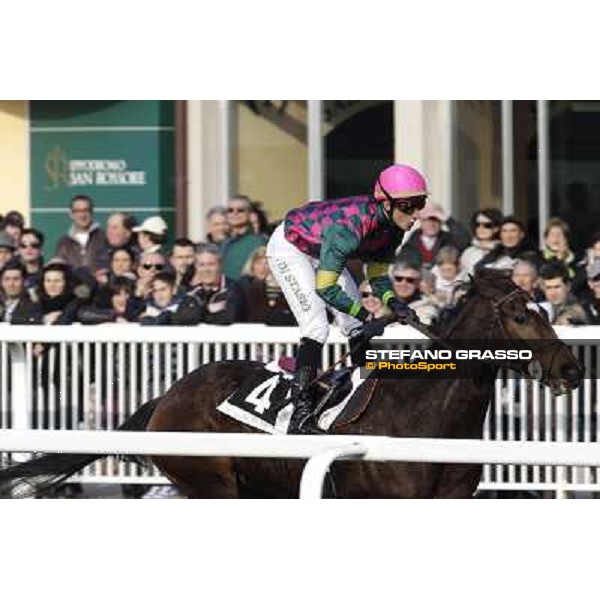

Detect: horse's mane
[431,268,518,336]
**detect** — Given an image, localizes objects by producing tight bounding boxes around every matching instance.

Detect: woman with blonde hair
[542,217,577,279]
[239,247,294,325]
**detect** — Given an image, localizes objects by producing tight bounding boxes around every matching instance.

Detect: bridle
[421,285,567,386]
[307,282,571,402]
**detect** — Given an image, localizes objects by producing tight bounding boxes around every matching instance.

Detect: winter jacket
[55,222,108,273]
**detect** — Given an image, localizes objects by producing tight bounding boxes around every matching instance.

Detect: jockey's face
[384,199,421,231]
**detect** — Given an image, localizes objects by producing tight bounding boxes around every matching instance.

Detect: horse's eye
[514,314,528,325]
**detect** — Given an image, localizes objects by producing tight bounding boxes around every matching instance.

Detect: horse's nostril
[561,364,582,382]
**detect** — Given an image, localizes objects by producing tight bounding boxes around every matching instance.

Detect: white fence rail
[0,323,598,495]
[2,430,600,498]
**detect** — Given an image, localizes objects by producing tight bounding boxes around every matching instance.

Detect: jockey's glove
[355,317,387,340]
[388,298,419,325]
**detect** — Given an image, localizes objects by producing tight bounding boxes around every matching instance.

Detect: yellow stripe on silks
[349,302,362,317]
[382,290,395,305]
[316,269,339,290]
[366,262,390,280]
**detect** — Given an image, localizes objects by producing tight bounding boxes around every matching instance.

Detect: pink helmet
[374,164,429,202]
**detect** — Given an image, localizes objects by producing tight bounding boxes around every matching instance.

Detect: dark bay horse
[0,270,583,498]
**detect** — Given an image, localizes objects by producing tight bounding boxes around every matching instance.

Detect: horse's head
[456,269,583,394]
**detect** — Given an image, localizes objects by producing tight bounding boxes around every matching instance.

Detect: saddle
[218,358,379,434]
[276,357,378,429]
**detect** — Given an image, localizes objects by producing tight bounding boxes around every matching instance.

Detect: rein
[311,285,565,387]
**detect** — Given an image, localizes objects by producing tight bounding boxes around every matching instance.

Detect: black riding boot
[288,337,322,434]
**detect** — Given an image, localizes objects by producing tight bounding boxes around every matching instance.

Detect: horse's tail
[0,397,161,499]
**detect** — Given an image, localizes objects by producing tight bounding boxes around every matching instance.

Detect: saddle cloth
[217,361,374,434]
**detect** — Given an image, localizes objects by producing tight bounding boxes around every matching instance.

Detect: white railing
[0,323,597,496]
[2,430,600,498]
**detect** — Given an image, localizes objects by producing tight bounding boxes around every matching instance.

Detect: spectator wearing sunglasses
[459,208,503,275]
[398,202,457,270]
[476,216,540,272]
[358,280,392,319]
[221,196,267,282]
[390,260,440,326]
[17,228,45,295]
[135,252,167,299]
[173,243,245,325]
[581,260,600,324]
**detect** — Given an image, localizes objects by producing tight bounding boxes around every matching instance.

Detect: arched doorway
[325,101,394,198]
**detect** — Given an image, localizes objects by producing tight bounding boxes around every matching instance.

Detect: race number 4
[244,376,281,414]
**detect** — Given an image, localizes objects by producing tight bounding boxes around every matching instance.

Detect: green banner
[30,100,175,256]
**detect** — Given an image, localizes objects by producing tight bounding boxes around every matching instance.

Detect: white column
[186,101,234,242]
[443,100,455,214]
[537,100,550,247]
[307,100,324,200]
[501,100,514,215]
[394,100,453,216]
[394,100,425,170]
[219,100,236,200]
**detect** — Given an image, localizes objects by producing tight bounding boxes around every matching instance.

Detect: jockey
[266,164,428,433]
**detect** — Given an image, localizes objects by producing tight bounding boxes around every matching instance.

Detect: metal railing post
[299,442,366,499]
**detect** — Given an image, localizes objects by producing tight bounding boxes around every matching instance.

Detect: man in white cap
[133,216,168,255]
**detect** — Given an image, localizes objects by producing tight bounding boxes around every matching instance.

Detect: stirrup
[289,410,322,435]
[288,395,321,435]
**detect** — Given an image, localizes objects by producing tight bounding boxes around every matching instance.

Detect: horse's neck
[444,298,501,382]
[446,297,495,340]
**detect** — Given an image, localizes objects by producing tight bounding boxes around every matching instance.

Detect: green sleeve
[315,225,365,318]
[365,262,395,306]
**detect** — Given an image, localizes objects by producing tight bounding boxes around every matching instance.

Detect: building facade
[1,100,598,254]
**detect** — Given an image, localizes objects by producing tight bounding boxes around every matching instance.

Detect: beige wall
[455,101,502,217]
[236,103,307,221]
[0,101,28,220]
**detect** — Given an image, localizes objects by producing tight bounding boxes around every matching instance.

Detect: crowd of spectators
[1,193,600,332]
[386,203,600,328]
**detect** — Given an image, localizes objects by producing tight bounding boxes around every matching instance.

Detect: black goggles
[377,177,427,214]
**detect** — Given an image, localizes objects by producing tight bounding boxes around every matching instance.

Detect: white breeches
[266,223,362,344]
